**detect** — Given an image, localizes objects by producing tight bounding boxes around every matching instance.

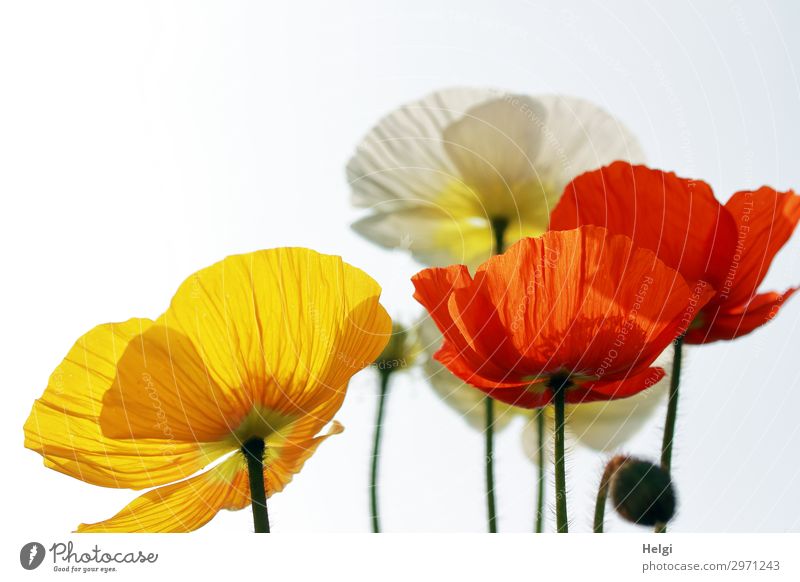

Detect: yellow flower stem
[243,437,270,533]
[370,367,393,533]
[550,375,571,533]
[656,335,684,533]
[484,216,508,534]
[535,409,546,533]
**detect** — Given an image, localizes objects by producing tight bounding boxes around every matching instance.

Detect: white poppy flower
[348,87,645,268]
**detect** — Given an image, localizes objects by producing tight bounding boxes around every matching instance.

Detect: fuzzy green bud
[609,456,676,527]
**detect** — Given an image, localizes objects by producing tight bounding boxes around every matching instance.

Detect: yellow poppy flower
[349,87,665,451]
[24,248,391,533]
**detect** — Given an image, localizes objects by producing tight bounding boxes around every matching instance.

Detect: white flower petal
[566,345,672,451]
[352,205,492,267]
[532,95,646,196]
[442,96,546,211]
[521,411,554,466]
[347,87,500,209]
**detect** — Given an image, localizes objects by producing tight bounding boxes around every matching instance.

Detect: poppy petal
[442,96,545,200]
[23,319,229,490]
[562,345,671,450]
[352,202,492,268]
[348,87,499,208]
[413,265,508,380]
[76,454,250,533]
[531,95,645,196]
[418,315,521,432]
[75,421,344,533]
[481,381,552,409]
[433,340,530,391]
[549,162,739,289]
[473,226,714,379]
[580,367,666,402]
[262,420,345,495]
[101,249,390,444]
[686,288,797,343]
[716,187,800,307]
[448,274,524,372]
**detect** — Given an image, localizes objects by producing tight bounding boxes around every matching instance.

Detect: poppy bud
[608,455,676,526]
[374,323,417,373]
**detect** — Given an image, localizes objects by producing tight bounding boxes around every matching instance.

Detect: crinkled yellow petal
[77,454,250,533]
[98,321,250,444]
[23,319,229,489]
[97,249,390,446]
[77,422,344,532]
[263,420,345,495]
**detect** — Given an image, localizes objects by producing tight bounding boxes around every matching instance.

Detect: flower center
[232,406,295,444]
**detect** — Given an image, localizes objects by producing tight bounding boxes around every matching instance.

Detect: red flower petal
[686,288,797,344]
[714,187,800,307]
[550,161,738,290]
[581,366,666,402]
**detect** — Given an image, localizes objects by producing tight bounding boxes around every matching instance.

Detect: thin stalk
[594,457,625,533]
[243,437,269,533]
[553,389,568,533]
[551,376,570,533]
[481,216,508,534]
[656,335,684,533]
[370,368,392,533]
[535,409,546,533]
[485,397,497,533]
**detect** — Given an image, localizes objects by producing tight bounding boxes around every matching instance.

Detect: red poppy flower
[411,226,714,408]
[550,162,800,343]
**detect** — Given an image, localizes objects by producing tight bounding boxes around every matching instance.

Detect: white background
[2,0,800,553]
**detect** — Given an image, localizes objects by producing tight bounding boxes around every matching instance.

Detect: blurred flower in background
[348,87,644,268]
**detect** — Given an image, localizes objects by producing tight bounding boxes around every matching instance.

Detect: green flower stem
[593,458,622,533]
[483,216,508,534]
[551,377,570,533]
[485,397,497,533]
[656,335,684,533]
[243,437,270,533]
[370,368,393,533]
[535,409,546,533]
